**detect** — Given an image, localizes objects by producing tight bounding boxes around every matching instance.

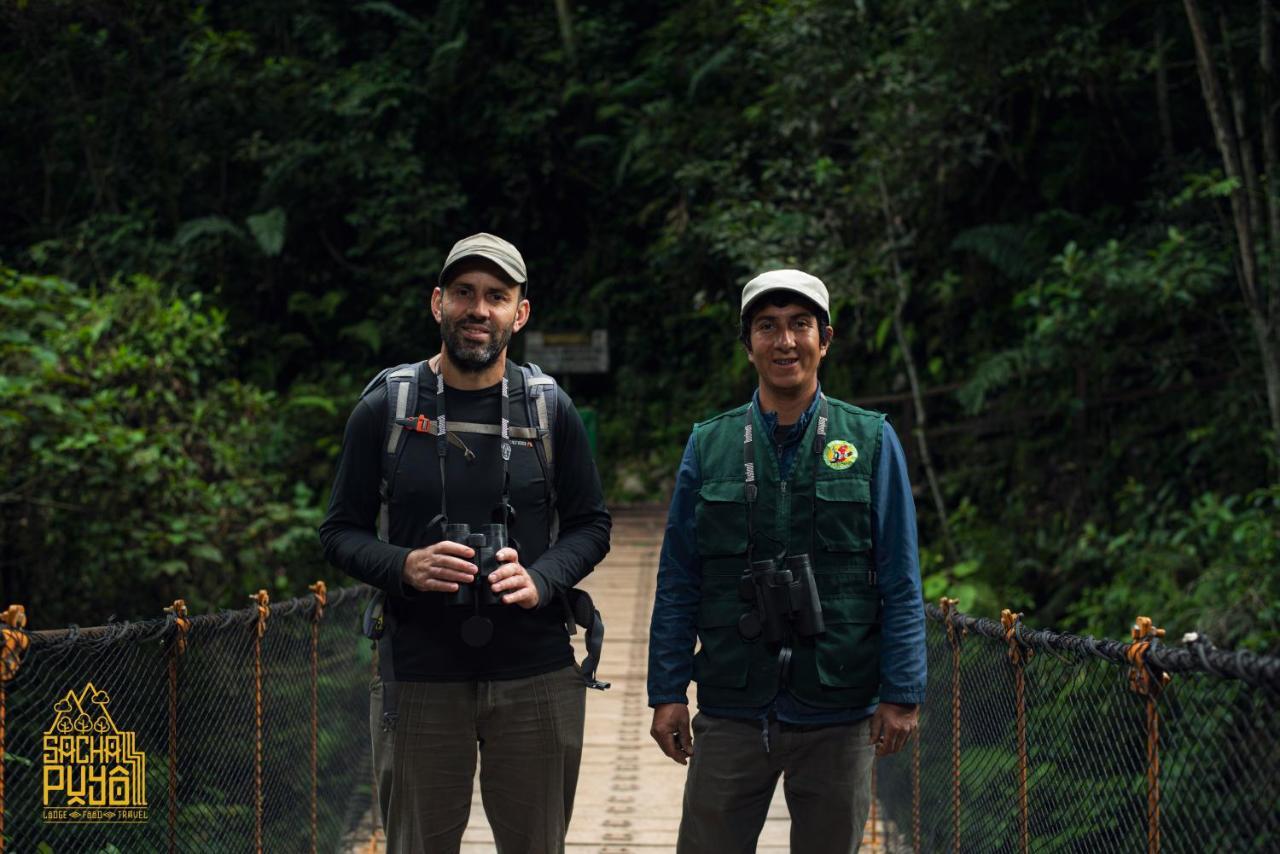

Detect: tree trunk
[1260,0,1280,316]
[1155,7,1177,164]
[1183,0,1260,306]
[890,306,959,562]
[1262,0,1280,461]
[1253,314,1280,458]
[875,170,959,561]
[1184,0,1280,464]
[1219,11,1265,251]
[553,0,578,69]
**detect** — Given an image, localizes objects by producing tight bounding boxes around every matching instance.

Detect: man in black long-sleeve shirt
[319,233,611,853]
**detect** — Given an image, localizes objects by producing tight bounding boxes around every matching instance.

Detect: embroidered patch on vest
[823,439,858,470]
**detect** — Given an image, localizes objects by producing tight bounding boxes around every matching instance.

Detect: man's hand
[401,540,476,593]
[869,701,918,757]
[488,547,540,609]
[650,703,693,765]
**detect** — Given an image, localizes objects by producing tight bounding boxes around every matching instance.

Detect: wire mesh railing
[5,583,1277,852]
[875,600,1280,853]
[0,584,376,854]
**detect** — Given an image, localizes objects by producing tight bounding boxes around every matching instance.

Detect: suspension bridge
[2,507,1275,852]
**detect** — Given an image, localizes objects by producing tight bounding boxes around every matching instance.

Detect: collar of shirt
[752,385,821,480]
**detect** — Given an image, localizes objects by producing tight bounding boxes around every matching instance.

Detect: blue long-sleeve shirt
[647,387,927,723]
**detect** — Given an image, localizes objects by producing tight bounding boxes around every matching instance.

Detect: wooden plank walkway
[350,506,891,852]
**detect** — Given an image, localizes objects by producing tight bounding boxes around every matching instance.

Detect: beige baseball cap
[439,232,528,285]
[740,269,829,316]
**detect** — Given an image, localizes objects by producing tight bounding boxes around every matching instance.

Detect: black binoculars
[738,554,825,643]
[444,522,508,608]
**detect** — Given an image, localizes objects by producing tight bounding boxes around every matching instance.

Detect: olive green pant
[371,666,586,854]
[677,713,875,854]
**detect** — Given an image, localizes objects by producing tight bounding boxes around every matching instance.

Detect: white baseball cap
[740,269,829,316]
[439,232,528,285]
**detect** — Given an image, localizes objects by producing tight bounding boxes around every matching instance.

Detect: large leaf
[340,319,382,352]
[246,207,287,257]
[175,216,246,247]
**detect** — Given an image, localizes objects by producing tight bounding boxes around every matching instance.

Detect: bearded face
[434,261,527,374]
[440,305,516,373]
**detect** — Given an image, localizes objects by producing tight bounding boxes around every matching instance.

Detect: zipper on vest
[777,479,788,547]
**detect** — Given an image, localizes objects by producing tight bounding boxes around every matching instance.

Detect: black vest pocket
[695,480,748,557]
[692,597,751,689]
[814,477,873,553]
[814,594,881,690]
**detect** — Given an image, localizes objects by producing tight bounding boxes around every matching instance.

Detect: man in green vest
[647,269,926,853]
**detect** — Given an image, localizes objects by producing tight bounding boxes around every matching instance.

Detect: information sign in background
[524,330,609,374]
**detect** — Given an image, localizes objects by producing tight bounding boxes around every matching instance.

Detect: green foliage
[0,0,1274,643]
[1065,483,1280,652]
[950,224,1047,283]
[0,269,337,626]
[938,185,1267,631]
[958,222,1231,414]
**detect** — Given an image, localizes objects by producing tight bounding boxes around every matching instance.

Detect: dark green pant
[677,713,875,854]
[371,666,586,854]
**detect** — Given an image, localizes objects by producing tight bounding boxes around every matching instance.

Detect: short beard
[441,314,514,373]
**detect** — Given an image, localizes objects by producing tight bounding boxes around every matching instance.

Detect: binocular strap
[777,644,793,691]
[582,613,609,690]
[742,395,830,562]
[380,668,400,733]
[431,365,515,536]
[565,589,610,690]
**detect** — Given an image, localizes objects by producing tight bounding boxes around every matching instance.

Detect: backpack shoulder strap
[521,361,558,483]
[360,366,393,399]
[357,361,424,645]
[360,361,425,541]
[382,362,423,460]
[519,362,560,550]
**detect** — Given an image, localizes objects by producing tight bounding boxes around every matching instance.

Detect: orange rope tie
[252,590,270,854]
[369,642,380,854]
[1,604,30,854]
[1128,616,1169,854]
[1001,609,1032,854]
[940,597,964,854]
[164,599,191,854]
[309,582,327,854]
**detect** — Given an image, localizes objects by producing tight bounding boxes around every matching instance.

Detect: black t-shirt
[319,360,611,681]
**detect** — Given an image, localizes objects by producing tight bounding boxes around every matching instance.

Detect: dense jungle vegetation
[1,0,1277,651]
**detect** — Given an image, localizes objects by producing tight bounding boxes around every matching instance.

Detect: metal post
[911,727,921,854]
[309,581,327,854]
[164,599,191,854]
[369,645,380,854]
[940,597,964,854]
[252,590,270,854]
[1127,616,1169,854]
[1,605,31,854]
[1001,609,1032,854]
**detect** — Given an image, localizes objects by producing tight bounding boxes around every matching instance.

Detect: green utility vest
[691,396,885,710]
